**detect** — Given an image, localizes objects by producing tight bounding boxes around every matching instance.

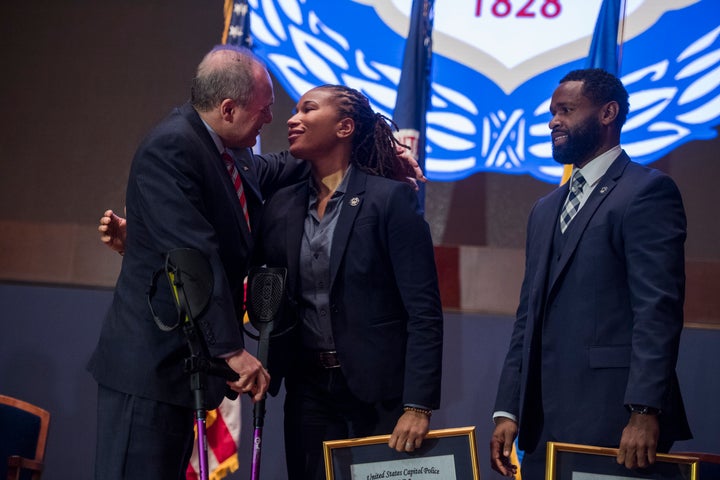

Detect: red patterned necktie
[222,151,251,231]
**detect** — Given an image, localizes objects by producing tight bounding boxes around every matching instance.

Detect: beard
[552,116,603,165]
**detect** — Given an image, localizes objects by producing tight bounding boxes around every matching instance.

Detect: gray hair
[190,45,266,112]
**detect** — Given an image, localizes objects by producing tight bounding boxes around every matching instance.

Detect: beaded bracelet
[403,406,432,417]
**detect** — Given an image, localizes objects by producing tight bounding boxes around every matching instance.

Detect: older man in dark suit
[490,69,692,480]
[87,45,303,479]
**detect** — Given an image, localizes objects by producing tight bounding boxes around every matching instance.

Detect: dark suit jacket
[88,103,304,409]
[255,168,443,408]
[494,152,692,450]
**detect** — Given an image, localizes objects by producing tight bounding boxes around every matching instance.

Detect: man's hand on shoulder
[98,208,127,255]
[396,146,427,190]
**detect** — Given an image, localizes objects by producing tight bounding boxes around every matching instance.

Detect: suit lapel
[548,153,630,293]
[219,156,253,246]
[234,148,262,204]
[233,148,264,232]
[529,188,565,323]
[181,103,253,249]
[285,182,310,297]
[329,169,366,288]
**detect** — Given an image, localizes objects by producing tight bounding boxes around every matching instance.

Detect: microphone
[246,267,287,367]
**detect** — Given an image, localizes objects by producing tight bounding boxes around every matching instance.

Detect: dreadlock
[316,85,415,182]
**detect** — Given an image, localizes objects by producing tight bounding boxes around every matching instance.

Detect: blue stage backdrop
[224,0,720,183]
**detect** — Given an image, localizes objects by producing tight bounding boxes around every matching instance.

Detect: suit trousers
[95,384,195,480]
[283,365,403,480]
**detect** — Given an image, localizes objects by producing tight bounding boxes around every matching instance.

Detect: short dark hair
[190,45,265,111]
[560,68,630,127]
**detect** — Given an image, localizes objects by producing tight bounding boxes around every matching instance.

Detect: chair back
[0,394,50,480]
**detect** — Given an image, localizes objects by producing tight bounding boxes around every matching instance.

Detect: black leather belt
[305,350,341,369]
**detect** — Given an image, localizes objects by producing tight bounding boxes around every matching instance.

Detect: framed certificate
[546,442,699,480]
[323,426,480,480]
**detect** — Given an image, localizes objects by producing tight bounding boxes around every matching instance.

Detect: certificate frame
[546,442,699,480]
[323,426,480,480]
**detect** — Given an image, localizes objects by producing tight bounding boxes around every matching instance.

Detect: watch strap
[627,404,660,415]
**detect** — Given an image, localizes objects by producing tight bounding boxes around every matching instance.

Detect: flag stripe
[206,409,238,462]
[186,397,241,480]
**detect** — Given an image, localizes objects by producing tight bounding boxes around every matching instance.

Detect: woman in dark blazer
[253,85,444,480]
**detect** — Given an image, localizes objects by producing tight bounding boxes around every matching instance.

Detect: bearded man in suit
[490,68,692,479]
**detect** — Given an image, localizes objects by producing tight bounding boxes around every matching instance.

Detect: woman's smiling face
[287,87,352,163]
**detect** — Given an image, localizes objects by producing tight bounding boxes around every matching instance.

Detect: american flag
[186,396,242,480]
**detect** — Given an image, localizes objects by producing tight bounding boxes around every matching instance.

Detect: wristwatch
[627,404,660,415]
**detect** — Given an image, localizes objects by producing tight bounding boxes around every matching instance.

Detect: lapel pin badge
[349,197,360,207]
[600,186,608,194]
[242,165,249,171]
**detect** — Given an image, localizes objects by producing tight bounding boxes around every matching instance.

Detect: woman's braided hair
[317,84,415,183]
